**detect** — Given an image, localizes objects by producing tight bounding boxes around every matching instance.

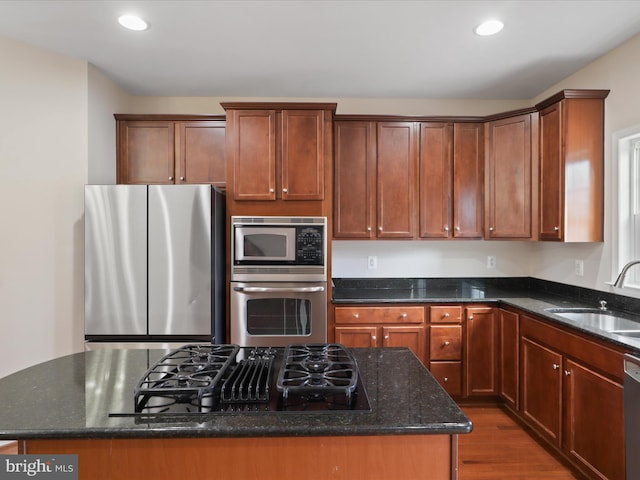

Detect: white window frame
[613,125,640,291]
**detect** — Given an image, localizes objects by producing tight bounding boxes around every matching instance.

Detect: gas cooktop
[120,343,370,417]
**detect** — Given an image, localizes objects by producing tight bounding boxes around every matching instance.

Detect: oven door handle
[233,286,326,293]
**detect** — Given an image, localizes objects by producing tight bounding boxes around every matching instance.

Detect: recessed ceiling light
[118,14,149,31]
[474,19,504,36]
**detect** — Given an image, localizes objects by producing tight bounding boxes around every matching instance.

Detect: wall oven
[230,216,327,347]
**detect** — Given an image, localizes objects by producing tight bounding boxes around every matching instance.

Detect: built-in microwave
[231,216,327,282]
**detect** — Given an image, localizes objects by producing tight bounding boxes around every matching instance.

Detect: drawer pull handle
[401,313,407,318]
[443,312,450,318]
[443,341,450,346]
[353,313,359,319]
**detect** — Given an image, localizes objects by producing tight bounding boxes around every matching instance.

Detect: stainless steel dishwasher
[624,354,640,479]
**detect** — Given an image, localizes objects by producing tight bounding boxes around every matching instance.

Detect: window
[614,128,640,289]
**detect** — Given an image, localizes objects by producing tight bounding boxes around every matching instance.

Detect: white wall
[88,65,132,184]
[0,37,88,379]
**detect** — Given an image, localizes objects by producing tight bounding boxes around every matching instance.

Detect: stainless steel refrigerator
[84,184,226,346]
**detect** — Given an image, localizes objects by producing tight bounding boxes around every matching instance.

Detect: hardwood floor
[458,405,582,479]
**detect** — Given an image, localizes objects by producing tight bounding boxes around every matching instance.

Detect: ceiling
[1,0,640,99]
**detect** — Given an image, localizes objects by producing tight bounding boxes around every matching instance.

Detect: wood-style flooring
[459,405,581,479]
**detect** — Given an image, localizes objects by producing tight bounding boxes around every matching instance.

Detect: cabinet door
[333,121,376,238]
[538,102,563,240]
[464,307,498,396]
[419,122,453,238]
[376,122,417,238]
[564,358,624,480]
[117,121,175,184]
[486,114,533,239]
[228,109,276,200]
[335,326,378,348]
[499,309,519,410]
[281,110,325,200]
[177,121,226,185]
[453,123,484,238]
[521,337,563,447]
[383,325,426,364]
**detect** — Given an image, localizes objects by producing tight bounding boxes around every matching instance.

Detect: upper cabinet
[333,120,417,239]
[484,112,538,239]
[222,103,336,215]
[418,122,484,239]
[115,115,226,186]
[536,90,609,242]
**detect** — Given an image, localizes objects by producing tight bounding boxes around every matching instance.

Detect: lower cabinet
[499,308,519,410]
[428,305,463,397]
[334,306,426,363]
[464,306,498,397]
[520,315,625,480]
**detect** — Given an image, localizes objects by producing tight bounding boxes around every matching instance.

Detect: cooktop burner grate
[276,344,359,404]
[134,344,239,413]
[221,347,276,405]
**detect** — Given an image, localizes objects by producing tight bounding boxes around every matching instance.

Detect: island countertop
[0,347,472,440]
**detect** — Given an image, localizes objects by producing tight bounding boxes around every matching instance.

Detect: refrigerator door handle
[233,286,326,294]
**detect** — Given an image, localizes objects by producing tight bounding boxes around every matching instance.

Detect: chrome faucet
[613,260,640,288]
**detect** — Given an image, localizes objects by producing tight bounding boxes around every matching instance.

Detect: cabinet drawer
[335,306,425,324]
[430,325,462,360]
[429,306,462,323]
[430,361,462,397]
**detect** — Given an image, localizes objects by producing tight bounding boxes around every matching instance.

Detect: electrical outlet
[368,256,378,269]
[487,256,496,269]
[575,259,584,276]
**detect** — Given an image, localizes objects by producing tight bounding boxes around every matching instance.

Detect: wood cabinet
[484,112,538,239]
[333,120,417,239]
[333,121,376,238]
[498,308,519,410]
[464,306,498,396]
[116,116,226,186]
[223,103,335,204]
[334,305,426,363]
[418,122,484,239]
[536,90,609,241]
[428,305,463,396]
[452,123,484,238]
[520,314,625,480]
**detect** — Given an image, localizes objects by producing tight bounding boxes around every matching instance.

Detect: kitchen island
[0,347,471,480]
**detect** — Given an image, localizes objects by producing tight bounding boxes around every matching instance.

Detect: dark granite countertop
[332,277,640,353]
[0,347,471,440]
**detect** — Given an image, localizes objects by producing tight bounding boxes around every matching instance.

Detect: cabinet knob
[367,227,372,232]
[168,176,174,181]
[456,226,461,232]
[378,226,383,232]
[489,227,494,231]
[444,226,449,232]
[269,188,275,193]
[384,335,389,340]
[554,226,559,231]
[353,313,359,319]
[179,176,185,181]
[282,188,288,193]
[401,313,407,318]
[564,370,571,376]
[443,341,450,346]
[553,363,560,370]
[372,335,377,341]
[468,315,474,320]
[443,377,449,382]
[443,312,450,318]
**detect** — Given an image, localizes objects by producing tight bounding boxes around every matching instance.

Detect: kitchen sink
[544,307,640,334]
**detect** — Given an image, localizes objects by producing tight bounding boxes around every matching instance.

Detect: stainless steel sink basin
[544,307,640,334]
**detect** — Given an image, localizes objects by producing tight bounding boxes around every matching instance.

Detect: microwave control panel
[296,226,324,264]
